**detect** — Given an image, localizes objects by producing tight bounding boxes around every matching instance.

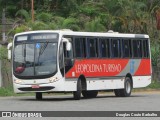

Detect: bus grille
[18,86,55,91]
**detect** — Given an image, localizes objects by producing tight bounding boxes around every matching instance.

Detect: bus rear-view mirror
[7,42,12,60]
[66,42,71,51]
[62,38,71,51]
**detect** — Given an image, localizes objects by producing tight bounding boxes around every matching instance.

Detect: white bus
[8,30,152,100]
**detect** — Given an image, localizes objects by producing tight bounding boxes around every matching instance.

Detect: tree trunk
[0,45,2,87]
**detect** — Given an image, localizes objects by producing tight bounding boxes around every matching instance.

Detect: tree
[104,0,148,33]
[36,12,52,22]
[84,17,106,32]
[15,9,30,21]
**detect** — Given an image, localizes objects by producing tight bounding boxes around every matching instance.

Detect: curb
[133,88,160,92]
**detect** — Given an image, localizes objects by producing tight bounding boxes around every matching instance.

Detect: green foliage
[0,88,13,96]
[53,16,65,24]
[48,23,57,30]
[67,24,80,31]
[147,81,160,89]
[16,9,30,21]
[3,0,159,34]
[151,51,159,66]
[36,12,52,22]
[0,46,7,60]
[51,16,65,29]
[0,87,14,96]
[13,25,29,34]
[6,5,17,17]
[151,43,160,66]
[62,18,80,30]
[79,6,98,17]
[32,21,49,30]
[85,18,106,32]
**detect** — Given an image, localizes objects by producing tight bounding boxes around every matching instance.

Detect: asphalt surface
[0,91,160,120]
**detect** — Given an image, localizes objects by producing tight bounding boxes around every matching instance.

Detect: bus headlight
[14,79,22,84]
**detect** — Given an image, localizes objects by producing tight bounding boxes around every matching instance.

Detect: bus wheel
[114,77,132,97]
[36,92,42,100]
[82,91,98,98]
[123,77,132,97]
[114,89,121,97]
[73,79,82,100]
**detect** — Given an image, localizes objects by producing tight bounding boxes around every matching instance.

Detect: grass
[147,81,160,89]
[133,81,160,92]
[0,86,14,96]
[0,86,35,97]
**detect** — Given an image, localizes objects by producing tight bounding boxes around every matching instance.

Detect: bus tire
[73,79,82,100]
[121,77,132,97]
[36,92,42,100]
[114,77,132,97]
[82,91,98,98]
[114,89,121,97]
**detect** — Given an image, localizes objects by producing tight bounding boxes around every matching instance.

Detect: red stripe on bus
[134,59,151,76]
[65,59,129,78]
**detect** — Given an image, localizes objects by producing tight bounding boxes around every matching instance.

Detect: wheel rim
[126,81,131,94]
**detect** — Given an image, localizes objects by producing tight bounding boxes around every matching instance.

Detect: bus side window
[129,40,132,58]
[123,39,130,58]
[137,40,142,58]
[74,38,86,58]
[132,40,138,58]
[111,39,121,58]
[100,38,110,58]
[143,40,149,58]
[132,40,142,58]
[87,38,98,58]
[82,38,87,58]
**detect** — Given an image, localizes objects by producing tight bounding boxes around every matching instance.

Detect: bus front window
[13,42,57,78]
[35,42,57,76]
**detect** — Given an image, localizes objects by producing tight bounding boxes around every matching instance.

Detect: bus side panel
[64,79,77,91]
[64,58,151,90]
[86,79,124,90]
[65,59,151,78]
[134,59,151,76]
[132,76,151,88]
[65,59,129,78]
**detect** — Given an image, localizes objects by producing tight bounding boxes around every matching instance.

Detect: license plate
[31,85,40,88]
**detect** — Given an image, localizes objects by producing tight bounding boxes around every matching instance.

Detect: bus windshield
[13,42,58,79]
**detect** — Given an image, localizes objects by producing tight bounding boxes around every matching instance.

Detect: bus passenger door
[62,38,74,74]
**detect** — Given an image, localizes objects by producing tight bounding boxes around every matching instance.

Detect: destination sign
[31,34,58,40]
[17,36,28,41]
[15,33,58,42]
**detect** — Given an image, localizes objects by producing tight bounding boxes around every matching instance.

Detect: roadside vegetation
[147,81,160,89]
[0,0,159,33]
[0,86,14,96]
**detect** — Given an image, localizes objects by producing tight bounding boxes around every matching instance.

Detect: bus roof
[14,30,149,39]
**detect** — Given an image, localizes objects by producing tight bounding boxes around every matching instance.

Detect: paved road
[0,91,160,119]
[0,91,160,111]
